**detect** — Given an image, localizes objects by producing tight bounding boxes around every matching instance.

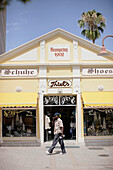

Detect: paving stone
[0,145,113,170]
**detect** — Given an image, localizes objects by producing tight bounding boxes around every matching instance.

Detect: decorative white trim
[39,93,44,143]
[77,93,84,145]
[1,75,113,80]
[0,109,2,143]
[98,85,104,91]
[48,88,72,94]
[1,63,113,67]
[84,103,113,104]
[40,40,45,62]
[73,40,78,63]
[0,102,37,105]
[0,28,113,63]
[16,87,22,92]
[39,66,47,143]
[73,66,81,94]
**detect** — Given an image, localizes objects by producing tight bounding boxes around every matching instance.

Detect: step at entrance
[85,140,113,146]
[1,140,40,147]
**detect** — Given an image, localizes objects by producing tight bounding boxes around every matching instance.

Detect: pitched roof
[0,28,113,63]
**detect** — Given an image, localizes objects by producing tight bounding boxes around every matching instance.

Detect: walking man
[46,112,66,154]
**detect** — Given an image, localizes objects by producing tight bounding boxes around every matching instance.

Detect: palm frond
[78,9,106,43]
[98,26,104,33]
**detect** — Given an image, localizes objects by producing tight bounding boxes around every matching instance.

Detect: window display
[2,109,36,137]
[84,109,113,136]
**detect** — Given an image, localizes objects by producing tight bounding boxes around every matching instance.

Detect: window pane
[84,109,113,136]
[2,110,36,137]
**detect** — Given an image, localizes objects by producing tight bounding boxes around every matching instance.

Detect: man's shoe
[60,152,66,155]
[46,151,51,155]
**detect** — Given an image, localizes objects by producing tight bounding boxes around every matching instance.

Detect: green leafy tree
[0,0,31,10]
[78,9,106,43]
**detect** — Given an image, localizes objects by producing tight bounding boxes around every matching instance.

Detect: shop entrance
[44,106,76,142]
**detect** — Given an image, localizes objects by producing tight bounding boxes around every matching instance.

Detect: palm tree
[78,9,106,43]
[0,0,31,10]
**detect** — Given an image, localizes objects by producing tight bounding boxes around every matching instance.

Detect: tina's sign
[48,80,72,88]
[0,69,38,77]
[48,44,70,60]
[82,68,113,76]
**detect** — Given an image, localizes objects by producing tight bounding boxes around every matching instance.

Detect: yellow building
[0,29,113,146]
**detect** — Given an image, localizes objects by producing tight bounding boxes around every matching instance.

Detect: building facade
[0,29,113,146]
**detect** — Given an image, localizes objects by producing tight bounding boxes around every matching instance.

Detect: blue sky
[6,0,113,52]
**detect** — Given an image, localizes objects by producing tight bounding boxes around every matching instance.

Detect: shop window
[84,109,113,136]
[2,109,36,137]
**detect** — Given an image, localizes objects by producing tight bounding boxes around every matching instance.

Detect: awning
[0,93,38,107]
[82,92,113,108]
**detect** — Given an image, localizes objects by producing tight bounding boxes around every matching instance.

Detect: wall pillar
[39,66,47,144]
[0,108,2,144]
[39,92,44,144]
[77,92,85,145]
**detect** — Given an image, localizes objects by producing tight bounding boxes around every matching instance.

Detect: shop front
[0,28,113,146]
[82,89,113,145]
[43,95,76,142]
[0,83,40,146]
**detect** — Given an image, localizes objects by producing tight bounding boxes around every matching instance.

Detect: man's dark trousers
[48,133,66,154]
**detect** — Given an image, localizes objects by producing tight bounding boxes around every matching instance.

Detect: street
[0,143,113,170]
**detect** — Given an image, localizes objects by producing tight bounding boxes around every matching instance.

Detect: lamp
[97,35,113,56]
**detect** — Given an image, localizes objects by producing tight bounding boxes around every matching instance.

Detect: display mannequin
[45,114,50,141]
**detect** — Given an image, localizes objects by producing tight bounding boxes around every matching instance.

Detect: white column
[73,66,84,145]
[73,66,80,94]
[0,109,3,144]
[77,92,84,145]
[39,66,47,144]
[40,40,45,62]
[39,92,44,143]
[73,40,78,63]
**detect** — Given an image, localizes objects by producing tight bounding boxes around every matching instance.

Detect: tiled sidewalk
[0,144,113,170]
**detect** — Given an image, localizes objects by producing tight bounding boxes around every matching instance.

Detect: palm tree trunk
[93,39,95,43]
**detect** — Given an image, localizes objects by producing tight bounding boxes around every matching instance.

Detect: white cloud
[7,22,20,27]
[18,10,28,16]
[6,19,28,32]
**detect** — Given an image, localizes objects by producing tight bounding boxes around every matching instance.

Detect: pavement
[0,141,113,170]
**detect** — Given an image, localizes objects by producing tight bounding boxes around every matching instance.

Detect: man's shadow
[52,151,61,155]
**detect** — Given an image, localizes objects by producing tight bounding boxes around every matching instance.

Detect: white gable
[81,48,108,61]
[10,48,38,61]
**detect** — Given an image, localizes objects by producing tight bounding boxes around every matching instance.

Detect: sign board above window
[48,44,70,60]
[0,69,38,77]
[82,68,113,76]
[48,80,72,88]
[44,96,76,106]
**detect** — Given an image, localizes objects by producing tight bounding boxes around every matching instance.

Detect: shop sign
[48,44,70,60]
[44,96,76,105]
[44,96,59,105]
[82,68,113,76]
[60,96,76,105]
[48,80,72,88]
[0,69,38,77]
